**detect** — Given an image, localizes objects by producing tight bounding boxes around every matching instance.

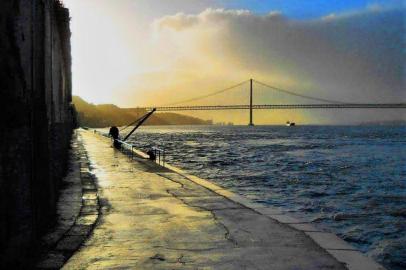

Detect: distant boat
[286,121,296,126]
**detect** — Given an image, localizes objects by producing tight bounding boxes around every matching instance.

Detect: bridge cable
[159,80,250,106]
[254,79,346,104]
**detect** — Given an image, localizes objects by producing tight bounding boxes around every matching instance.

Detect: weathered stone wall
[0,0,74,267]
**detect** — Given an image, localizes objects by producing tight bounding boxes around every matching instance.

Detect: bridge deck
[141,103,406,111]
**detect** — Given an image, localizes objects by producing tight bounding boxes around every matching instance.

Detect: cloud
[127,6,405,123]
[154,12,200,31]
[155,8,282,31]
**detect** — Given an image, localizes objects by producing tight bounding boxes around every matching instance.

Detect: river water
[108,125,405,269]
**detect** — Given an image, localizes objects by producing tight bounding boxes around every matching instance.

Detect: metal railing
[115,138,166,167]
[116,140,136,160]
[91,130,167,167]
[152,147,166,167]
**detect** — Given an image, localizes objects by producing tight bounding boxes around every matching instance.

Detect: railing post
[249,78,254,126]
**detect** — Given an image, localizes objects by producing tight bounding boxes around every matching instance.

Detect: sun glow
[63,0,404,124]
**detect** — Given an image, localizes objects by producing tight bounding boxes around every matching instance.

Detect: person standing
[109,126,121,148]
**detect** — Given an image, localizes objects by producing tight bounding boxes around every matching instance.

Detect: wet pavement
[36,132,100,269]
[62,130,346,269]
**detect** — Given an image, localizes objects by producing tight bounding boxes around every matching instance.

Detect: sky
[62,0,405,124]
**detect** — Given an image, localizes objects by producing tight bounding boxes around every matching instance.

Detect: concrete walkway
[36,132,100,269]
[63,130,347,269]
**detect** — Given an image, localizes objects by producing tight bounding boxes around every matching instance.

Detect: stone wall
[0,0,74,267]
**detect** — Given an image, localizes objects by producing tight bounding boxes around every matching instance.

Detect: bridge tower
[249,78,254,126]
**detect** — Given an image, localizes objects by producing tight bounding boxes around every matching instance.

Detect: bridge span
[137,79,406,125]
[143,103,406,112]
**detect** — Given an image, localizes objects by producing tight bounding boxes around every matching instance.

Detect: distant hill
[72,96,212,128]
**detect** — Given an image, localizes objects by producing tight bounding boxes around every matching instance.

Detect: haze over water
[111,125,406,270]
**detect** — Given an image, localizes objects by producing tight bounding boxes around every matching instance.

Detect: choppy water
[106,125,405,269]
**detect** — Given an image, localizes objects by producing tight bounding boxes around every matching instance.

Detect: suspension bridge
[140,79,406,126]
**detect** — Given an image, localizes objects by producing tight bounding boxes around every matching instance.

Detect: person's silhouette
[109,126,121,148]
[109,126,119,140]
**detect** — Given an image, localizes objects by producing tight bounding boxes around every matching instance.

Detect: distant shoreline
[87,123,406,129]
[73,96,213,127]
